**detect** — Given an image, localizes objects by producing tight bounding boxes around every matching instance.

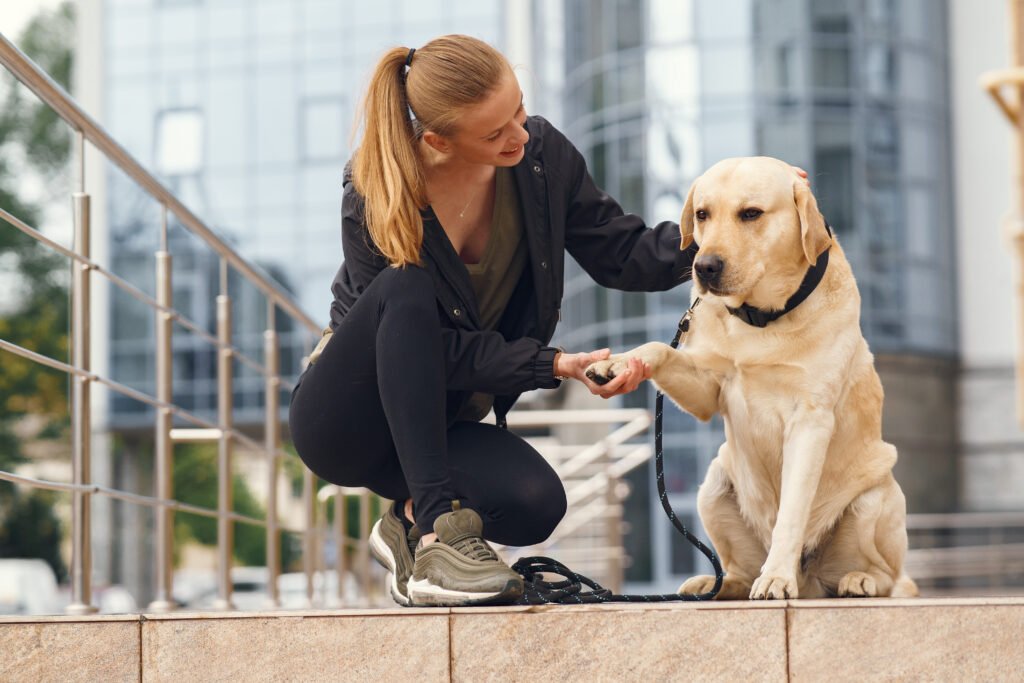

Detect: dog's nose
[694,254,724,285]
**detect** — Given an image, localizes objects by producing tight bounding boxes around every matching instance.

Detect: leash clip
[675,297,702,347]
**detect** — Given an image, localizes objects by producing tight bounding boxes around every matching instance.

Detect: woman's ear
[422,130,451,154]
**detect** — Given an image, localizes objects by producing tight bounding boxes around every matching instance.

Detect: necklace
[457,190,478,220]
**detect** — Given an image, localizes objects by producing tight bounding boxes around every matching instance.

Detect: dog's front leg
[750,407,835,600]
[585,343,720,421]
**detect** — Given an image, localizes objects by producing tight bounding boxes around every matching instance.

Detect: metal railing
[905,511,1024,594]
[0,31,331,613]
[486,409,653,593]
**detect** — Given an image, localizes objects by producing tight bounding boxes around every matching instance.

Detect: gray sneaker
[406,503,524,607]
[369,502,421,606]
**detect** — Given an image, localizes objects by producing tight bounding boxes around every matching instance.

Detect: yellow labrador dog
[586,157,917,599]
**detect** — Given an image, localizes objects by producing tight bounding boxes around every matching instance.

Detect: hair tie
[405,48,416,67]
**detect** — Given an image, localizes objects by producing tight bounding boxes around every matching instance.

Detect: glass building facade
[548,0,956,590]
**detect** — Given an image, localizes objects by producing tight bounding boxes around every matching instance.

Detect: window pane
[156,108,204,176]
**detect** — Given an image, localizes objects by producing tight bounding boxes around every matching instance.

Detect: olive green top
[457,167,528,422]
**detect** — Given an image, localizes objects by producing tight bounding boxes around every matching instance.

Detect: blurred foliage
[172,443,301,570]
[0,2,75,449]
[0,484,68,582]
[324,491,384,544]
[0,3,75,581]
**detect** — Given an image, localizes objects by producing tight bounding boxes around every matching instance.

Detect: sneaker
[406,503,524,607]
[369,502,421,606]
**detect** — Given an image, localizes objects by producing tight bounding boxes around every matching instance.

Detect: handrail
[0,470,304,533]
[907,511,1024,529]
[0,32,318,334]
[0,206,268,375]
[0,337,292,463]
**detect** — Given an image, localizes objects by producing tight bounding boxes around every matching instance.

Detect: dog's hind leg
[812,476,912,597]
[678,454,766,599]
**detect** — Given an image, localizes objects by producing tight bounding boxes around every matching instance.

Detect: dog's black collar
[725,222,833,329]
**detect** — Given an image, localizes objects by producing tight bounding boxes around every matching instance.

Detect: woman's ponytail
[352,47,426,267]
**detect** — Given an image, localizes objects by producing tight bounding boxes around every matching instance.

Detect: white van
[0,558,61,615]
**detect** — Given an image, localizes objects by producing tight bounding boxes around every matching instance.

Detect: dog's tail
[891,573,919,598]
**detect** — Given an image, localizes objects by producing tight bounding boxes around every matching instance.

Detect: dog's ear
[794,180,831,265]
[680,180,697,250]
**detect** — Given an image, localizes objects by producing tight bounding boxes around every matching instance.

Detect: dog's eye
[695,209,708,221]
[740,208,763,221]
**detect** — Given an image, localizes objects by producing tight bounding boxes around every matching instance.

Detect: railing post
[358,489,371,601]
[303,468,315,607]
[315,488,327,606]
[66,187,97,616]
[334,486,346,605]
[605,469,624,594]
[213,260,235,610]
[264,301,281,608]
[149,206,175,612]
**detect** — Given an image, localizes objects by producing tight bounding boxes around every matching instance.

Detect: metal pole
[1012,0,1024,427]
[149,205,175,612]
[334,486,346,606]
[66,189,96,616]
[605,473,620,593]
[264,302,281,608]
[358,490,371,601]
[213,263,235,610]
[303,468,315,607]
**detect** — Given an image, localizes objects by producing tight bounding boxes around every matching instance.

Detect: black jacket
[329,115,697,425]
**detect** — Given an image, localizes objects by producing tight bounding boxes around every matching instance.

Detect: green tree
[0,3,76,582]
[172,443,301,569]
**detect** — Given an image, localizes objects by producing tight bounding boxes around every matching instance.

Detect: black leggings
[288,265,566,546]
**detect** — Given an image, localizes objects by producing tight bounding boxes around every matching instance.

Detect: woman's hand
[554,348,652,399]
[792,166,810,186]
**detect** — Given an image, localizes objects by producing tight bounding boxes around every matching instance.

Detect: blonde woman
[289,35,696,607]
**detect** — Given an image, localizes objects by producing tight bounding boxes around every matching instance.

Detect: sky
[0,0,66,42]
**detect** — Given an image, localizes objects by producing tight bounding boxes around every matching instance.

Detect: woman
[290,34,694,607]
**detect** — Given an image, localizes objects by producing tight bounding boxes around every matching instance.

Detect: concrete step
[2,597,1023,682]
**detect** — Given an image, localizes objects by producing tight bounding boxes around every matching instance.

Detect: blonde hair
[352,35,512,267]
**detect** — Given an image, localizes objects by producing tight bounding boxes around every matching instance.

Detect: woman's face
[438,73,529,167]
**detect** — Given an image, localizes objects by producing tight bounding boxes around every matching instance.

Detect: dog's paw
[750,572,798,600]
[838,571,877,597]
[584,358,627,386]
[679,575,750,600]
[678,575,718,596]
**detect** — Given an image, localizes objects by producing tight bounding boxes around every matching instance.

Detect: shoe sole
[406,577,523,607]
[368,518,411,606]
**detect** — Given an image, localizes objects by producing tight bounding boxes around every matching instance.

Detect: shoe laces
[450,534,499,563]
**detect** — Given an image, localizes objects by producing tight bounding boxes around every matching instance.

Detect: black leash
[512,300,723,604]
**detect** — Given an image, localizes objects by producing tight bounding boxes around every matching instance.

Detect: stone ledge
[787,599,1024,682]
[0,618,140,683]
[1,598,1022,682]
